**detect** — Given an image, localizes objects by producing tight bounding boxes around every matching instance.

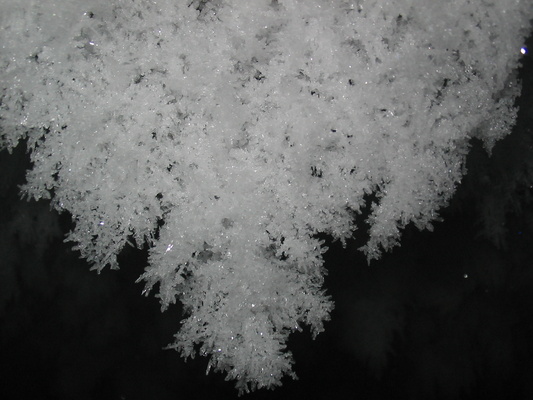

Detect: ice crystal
[1,0,531,393]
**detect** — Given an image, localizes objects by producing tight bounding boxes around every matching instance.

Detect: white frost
[0,0,531,393]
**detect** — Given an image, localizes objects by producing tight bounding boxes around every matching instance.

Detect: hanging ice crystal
[0,0,531,393]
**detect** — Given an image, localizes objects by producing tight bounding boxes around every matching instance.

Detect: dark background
[1,37,532,400]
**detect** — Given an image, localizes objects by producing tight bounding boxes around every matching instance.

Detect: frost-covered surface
[0,0,531,393]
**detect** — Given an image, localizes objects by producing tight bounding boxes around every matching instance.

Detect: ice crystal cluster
[1,0,531,393]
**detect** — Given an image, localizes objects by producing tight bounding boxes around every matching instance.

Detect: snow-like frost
[0,0,531,393]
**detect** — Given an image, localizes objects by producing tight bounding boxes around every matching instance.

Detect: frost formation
[0,0,531,393]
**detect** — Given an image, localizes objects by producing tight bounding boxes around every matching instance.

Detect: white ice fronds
[1,0,531,392]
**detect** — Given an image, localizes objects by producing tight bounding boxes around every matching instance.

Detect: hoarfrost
[1,0,531,393]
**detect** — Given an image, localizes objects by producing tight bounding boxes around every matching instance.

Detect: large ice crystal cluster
[1,0,531,393]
